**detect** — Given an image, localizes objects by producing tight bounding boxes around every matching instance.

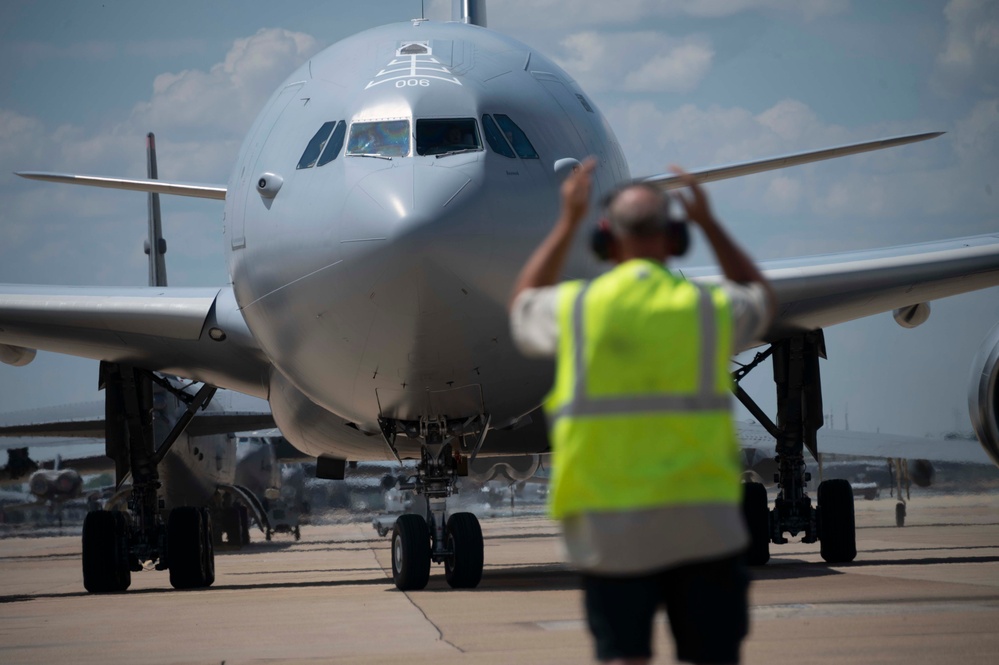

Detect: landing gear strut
[81,363,218,593]
[383,416,485,591]
[734,331,856,564]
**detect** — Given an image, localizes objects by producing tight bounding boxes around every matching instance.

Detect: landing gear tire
[895,501,906,528]
[817,479,857,563]
[82,511,131,593]
[444,512,484,589]
[741,481,771,566]
[168,507,214,589]
[392,514,431,591]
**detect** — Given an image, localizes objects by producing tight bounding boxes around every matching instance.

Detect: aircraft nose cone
[340,162,485,317]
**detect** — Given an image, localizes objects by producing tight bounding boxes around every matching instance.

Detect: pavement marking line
[362,523,465,653]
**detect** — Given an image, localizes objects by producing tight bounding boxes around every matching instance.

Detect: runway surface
[1,491,998,664]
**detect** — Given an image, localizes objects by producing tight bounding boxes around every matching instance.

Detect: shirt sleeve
[510,286,561,358]
[720,281,773,349]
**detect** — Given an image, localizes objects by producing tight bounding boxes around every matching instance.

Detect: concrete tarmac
[1,492,998,664]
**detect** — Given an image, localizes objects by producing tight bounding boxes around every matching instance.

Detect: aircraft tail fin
[146,133,168,287]
[15,171,226,200]
[642,131,943,190]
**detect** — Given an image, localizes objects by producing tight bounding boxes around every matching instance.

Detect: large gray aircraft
[3,2,999,592]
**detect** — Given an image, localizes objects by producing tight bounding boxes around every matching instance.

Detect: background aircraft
[0,1,996,592]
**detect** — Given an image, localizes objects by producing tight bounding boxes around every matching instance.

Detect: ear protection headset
[589,184,690,261]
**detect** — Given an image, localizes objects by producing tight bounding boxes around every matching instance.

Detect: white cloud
[553,31,714,93]
[933,0,999,95]
[763,175,802,214]
[0,29,319,289]
[130,28,320,141]
[0,110,47,167]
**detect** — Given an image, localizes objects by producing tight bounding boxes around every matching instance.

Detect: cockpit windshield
[347,120,410,158]
[416,118,481,156]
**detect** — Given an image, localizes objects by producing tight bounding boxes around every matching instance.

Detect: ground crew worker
[508,158,775,665]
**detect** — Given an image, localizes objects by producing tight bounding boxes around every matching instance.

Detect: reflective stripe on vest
[549,279,729,422]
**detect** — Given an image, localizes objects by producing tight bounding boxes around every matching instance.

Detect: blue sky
[0,0,997,440]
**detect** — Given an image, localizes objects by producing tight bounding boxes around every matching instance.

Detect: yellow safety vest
[543,259,742,520]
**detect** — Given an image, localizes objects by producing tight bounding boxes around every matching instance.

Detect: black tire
[741,482,771,566]
[168,507,211,589]
[895,501,906,528]
[444,512,484,589]
[392,514,431,591]
[82,511,131,593]
[817,479,857,563]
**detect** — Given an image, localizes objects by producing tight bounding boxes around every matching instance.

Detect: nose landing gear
[382,416,486,591]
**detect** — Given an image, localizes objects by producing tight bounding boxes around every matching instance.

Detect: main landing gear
[382,416,485,591]
[734,331,856,565]
[82,363,218,593]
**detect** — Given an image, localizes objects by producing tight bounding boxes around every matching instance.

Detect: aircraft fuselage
[224,21,628,459]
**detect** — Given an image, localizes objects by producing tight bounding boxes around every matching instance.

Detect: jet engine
[28,469,83,500]
[969,322,999,468]
[0,343,35,367]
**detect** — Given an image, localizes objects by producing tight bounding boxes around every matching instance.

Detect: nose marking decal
[365,42,461,89]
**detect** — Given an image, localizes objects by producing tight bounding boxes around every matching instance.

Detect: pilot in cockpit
[445,124,473,150]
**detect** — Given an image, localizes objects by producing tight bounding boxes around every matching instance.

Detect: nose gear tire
[444,512,484,588]
[392,513,431,590]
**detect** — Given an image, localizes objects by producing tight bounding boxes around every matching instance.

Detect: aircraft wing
[0,285,271,398]
[15,172,226,200]
[682,234,999,348]
[642,132,942,190]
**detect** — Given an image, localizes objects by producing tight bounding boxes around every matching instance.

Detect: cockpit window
[493,114,539,159]
[347,120,410,158]
[416,118,481,156]
[481,114,516,158]
[317,121,346,166]
[297,121,337,169]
